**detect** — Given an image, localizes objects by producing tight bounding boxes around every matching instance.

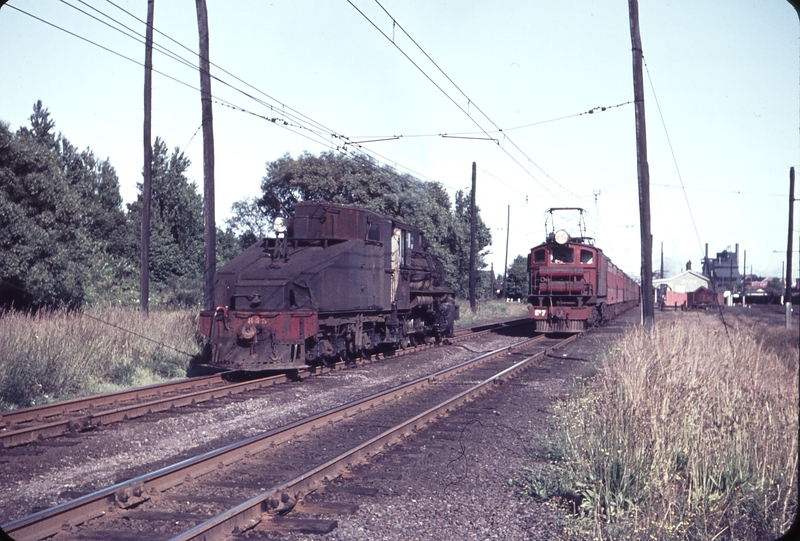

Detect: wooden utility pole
[469,162,477,313]
[501,205,510,299]
[785,167,795,329]
[140,0,154,317]
[660,241,664,279]
[196,0,216,311]
[628,0,654,327]
[743,250,747,307]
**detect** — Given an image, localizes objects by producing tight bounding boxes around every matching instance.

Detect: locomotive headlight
[273,216,287,236]
[554,229,570,244]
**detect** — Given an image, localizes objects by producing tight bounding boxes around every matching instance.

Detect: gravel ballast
[0,332,525,525]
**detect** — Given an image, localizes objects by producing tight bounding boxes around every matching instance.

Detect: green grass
[455,298,530,327]
[512,313,798,540]
[0,307,202,410]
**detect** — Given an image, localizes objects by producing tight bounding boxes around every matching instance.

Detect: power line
[644,58,704,259]
[346,0,586,203]
[369,0,564,183]
[0,279,197,359]
[101,0,346,144]
[96,0,456,188]
[347,100,633,140]
[63,0,198,72]
[652,183,788,197]
[10,2,448,192]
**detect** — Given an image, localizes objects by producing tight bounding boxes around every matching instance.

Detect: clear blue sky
[1,1,798,282]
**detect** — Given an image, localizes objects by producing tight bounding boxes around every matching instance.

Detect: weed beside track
[0,307,201,410]
[513,309,798,541]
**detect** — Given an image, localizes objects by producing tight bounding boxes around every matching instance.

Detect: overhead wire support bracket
[347,136,402,144]
[440,134,499,144]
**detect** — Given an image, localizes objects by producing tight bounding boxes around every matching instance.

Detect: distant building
[653,269,722,309]
[702,244,741,291]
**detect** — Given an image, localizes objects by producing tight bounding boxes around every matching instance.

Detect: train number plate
[533,309,547,317]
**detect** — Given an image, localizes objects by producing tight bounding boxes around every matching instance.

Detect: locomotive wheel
[399,337,409,349]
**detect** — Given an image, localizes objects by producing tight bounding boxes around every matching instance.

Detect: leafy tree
[125,137,204,303]
[504,255,530,300]
[0,102,127,308]
[249,151,492,296]
[224,196,271,248]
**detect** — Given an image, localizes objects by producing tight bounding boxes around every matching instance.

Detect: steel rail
[451,316,532,338]
[3,334,548,541]
[0,373,290,448]
[0,316,531,447]
[0,373,234,428]
[171,333,578,541]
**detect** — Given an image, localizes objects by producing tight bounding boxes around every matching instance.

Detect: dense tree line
[0,103,499,309]
[0,102,221,309]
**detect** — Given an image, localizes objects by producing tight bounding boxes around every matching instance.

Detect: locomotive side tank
[527,208,640,332]
[197,202,457,371]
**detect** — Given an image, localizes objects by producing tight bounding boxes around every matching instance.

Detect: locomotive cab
[527,207,639,333]
[527,231,602,332]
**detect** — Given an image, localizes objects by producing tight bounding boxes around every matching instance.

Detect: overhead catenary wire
[644,59,704,260]
[346,0,585,203]
[346,100,633,140]
[97,0,465,190]
[368,0,578,193]
[21,0,432,185]
[8,2,449,190]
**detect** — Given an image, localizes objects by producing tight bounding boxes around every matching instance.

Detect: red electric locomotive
[527,208,639,332]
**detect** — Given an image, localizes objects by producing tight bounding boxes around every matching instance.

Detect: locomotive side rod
[3,335,549,541]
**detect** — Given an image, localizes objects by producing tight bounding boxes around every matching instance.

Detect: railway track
[0,317,533,449]
[0,372,296,449]
[4,329,573,541]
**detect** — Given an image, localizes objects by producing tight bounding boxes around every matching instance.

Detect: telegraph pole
[743,250,747,307]
[196,0,216,311]
[501,205,510,299]
[140,0,154,317]
[469,162,477,313]
[785,167,795,329]
[628,0,654,327]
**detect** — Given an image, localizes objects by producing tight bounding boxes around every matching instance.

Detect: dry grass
[515,312,798,540]
[0,307,202,410]
[455,299,530,327]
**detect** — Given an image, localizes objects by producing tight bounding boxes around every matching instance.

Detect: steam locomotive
[197,202,458,372]
[527,208,639,332]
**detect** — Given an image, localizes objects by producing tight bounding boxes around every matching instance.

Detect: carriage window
[533,249,545,263]
[367,223,381,242]
[551,245,574,263]
[580,249,594,264]
[405,231,413,250]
